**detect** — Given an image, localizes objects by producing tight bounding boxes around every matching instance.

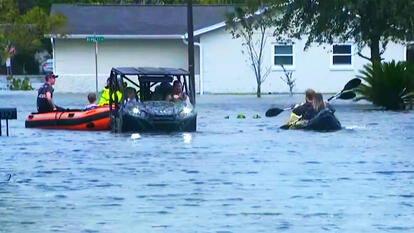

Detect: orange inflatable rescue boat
[25,106,110,130]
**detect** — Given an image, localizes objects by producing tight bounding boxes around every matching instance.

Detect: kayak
[25,106,110,130]
[281,109,341,131]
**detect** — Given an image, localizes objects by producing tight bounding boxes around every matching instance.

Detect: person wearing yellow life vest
[98,78,122,106]
[287,91,335,128]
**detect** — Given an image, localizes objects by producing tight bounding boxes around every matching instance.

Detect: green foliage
[13,53,40,74]
[237,113,246,119]
[0,6,67,53]
[271,0,414,63]
[0,1,67,74]
[225,0,273,97]
[356,61,414,110]
[0,0,19,22]
[7,76,34,90]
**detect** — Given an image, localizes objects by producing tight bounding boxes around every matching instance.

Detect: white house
[49,4,409,93]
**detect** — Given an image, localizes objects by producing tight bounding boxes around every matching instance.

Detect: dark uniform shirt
[37,83,54,113]
[293,102,336,120]
[292,102,314,120]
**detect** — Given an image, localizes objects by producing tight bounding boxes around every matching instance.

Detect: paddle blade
[343,78,361,91]
[280,124,290,130]
[338,91,356,100]
[265,108,284,117]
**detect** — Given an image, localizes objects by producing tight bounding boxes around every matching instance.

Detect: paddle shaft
[328,78,361,101]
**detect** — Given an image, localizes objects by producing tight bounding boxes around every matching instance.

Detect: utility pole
[187,0,195,105]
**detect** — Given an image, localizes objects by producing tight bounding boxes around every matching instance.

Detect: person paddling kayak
[284,92,341,131]
[289,88,335,121]
[291,88,316,120]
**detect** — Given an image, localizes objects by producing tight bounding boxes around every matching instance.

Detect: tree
[279,64,295,96]
[0,0,66,73]
[0,0,19,67]
[271,0,414,64]
[226,1,272,97]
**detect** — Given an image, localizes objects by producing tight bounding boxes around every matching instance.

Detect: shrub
[356,61,414,110]
[279,65,295,96]
[8,76,34,90]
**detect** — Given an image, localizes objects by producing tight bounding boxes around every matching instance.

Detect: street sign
[86,35,104,93]
[86,36,104,43]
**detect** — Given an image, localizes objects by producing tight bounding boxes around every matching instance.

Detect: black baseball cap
[45,73,58,80]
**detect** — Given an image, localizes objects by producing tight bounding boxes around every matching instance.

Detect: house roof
[112,67,189,76]
[51,4,233,39]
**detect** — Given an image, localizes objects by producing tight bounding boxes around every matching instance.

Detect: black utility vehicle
[108,67,197,132]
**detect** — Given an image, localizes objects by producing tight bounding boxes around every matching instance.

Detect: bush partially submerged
[7,76,34,90]
[356,61,414,110]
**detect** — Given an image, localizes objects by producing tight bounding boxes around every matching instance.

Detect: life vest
[285,112,307,129]
[98,87,122,106]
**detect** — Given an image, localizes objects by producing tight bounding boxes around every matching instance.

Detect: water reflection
[182,133,192,144]
[130,133,141,140]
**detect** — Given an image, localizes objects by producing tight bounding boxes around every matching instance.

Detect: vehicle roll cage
[107,67,195,114]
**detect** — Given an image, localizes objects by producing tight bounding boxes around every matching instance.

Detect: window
[273,44,294,69]
[331,44,353,69]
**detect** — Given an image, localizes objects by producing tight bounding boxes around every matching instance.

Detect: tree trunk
[256,67,262,98]
[370,37,381,64]
[369,37,382,74]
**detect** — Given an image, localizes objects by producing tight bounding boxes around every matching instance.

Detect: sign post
[86,35,104,94]
[0,108,17,136]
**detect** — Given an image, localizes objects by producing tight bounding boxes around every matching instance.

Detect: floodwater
[1,91,413,233]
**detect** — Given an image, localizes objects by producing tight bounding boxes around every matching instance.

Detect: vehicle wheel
[187,117,197,131]
[110,116,116,132]
[110,115,123,133]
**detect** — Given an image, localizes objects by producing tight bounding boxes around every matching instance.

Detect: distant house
[49,4,408,93]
